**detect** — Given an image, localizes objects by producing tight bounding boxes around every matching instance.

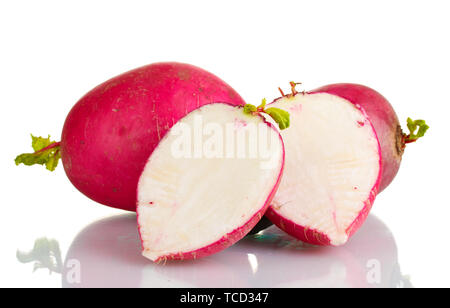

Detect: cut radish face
[137,103,284,262]
[266,92,381,246]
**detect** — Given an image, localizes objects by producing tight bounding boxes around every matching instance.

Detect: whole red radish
[15,62,246,211]
[265,83,428,246]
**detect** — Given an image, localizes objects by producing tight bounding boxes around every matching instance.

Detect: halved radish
[264,83,428,246]
[137,103,285,262]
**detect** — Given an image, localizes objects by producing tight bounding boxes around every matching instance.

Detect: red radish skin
[310,84,402,192]
[265,209,332,246]
[60,62,245,211]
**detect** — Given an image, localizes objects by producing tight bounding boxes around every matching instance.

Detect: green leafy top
[243,99,290,130]
[15,135,61,171]
[405,118,429,143]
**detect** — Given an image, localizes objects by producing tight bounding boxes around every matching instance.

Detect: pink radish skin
[60,62,245,211]
[264,83,417,246]
[136,103,285,262]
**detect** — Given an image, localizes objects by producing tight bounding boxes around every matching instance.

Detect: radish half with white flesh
[137,103,286,262]
[264,83,428,246]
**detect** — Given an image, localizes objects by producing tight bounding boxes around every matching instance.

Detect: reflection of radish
[63,214,408,288]
[15,62,245,211]
[265,83,428,246]
[63,214,248,288]
[238,215,409,288]
[137,103,285,262]
[62,214,147,288]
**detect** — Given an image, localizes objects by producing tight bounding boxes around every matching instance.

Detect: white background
[1,0,449,288]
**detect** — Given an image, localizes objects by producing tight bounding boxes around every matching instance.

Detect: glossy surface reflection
[62,214,411,288]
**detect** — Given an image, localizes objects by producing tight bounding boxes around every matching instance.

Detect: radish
[264,83,428,246]
[15,62,246,211]
[137,102,286,262]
